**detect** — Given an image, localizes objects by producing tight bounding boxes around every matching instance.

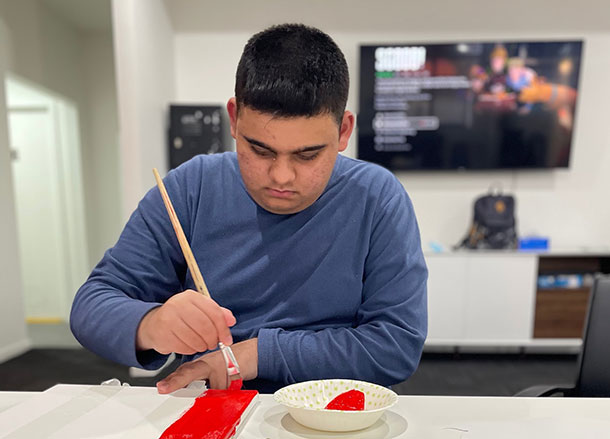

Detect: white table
[0,391,35,413]
[1,385,609,438]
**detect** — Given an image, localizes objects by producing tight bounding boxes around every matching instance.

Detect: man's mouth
[266,188,296,198]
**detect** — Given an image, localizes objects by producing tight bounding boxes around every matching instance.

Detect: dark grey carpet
[393,353,578,396]
[0,349,177,391]
[0,349,578,395]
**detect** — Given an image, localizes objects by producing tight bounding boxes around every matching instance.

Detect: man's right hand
[136,290,236,355]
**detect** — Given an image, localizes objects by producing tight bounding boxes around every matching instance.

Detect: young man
[71,24,427,394]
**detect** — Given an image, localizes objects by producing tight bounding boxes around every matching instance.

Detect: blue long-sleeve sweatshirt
[70,152,427,392]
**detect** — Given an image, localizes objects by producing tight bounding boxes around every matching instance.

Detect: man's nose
[269,157,296,186]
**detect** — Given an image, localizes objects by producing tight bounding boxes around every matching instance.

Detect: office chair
[516,275,610,397]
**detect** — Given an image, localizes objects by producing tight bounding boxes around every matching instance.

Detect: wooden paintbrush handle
[152,168,211,298]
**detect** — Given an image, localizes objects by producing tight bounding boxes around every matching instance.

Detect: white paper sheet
[0,385,199,439]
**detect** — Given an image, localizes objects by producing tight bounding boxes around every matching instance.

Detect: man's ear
[227,98,238,139]
[338,110,355,153]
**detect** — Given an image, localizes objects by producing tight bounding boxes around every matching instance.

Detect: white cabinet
[463,254,538,341]
[426,254,468,340]
[426,252,538,346]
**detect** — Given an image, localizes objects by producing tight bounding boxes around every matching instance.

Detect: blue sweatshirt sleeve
[70,166,195,370]
[256,183,428,386]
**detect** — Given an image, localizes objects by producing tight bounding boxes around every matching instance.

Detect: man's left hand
[156,338,258,394]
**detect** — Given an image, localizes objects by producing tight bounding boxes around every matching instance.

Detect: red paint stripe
[160,389,257,439]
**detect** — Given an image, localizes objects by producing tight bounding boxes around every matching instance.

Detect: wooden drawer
[533,287,590,338]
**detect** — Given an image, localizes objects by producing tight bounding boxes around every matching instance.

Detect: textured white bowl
[273,379,397,432]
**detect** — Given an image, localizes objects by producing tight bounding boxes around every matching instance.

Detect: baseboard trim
[0,338,31,363]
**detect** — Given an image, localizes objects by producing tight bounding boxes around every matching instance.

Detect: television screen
[358,40,583,170]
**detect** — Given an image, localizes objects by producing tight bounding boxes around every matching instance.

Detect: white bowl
[273,379,397,432]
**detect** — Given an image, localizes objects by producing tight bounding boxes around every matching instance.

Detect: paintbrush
[153,168,242,390]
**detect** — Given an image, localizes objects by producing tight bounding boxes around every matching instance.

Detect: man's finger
[157,360,210,394]
[196,316,220,353]
[171,320,207,353]
[176,314,214,352]
[160,327,198,355]
[192,296,234,346]
[180,307,219,353]
[221,307,237,327]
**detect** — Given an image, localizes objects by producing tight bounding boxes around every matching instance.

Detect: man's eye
[251,145,273,157]
[297,152,319,161]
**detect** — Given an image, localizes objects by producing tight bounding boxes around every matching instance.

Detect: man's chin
[257,197,306,215]
[260,203,302,215]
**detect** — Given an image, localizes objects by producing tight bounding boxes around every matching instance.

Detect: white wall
[81,33,122,263]
[0,0,122,268]
[6,76,90,320]
[173,26,610,250]
[112,0,175,218]
[0,18,29,362]
[0,0,121,353]
[0,0,84,108]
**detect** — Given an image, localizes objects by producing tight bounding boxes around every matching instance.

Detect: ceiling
[36,0,609,36]
[163,0,610,34]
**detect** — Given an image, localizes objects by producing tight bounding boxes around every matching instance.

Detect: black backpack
[456,188,518,250]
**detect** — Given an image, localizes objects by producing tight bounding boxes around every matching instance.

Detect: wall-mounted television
[358,40,583,170]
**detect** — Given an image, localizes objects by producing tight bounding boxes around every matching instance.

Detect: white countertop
[424,246,610,257]
[424,247,610,257]
[1,385,610,438]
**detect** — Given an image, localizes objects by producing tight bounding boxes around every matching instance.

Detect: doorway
[5,75,88,324]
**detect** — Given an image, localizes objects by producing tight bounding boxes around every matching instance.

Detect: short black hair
[235,24,349,126]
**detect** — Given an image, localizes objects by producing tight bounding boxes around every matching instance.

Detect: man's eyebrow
[242,135,327,154]
[243,136,275,152]
[296,144,327,153]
